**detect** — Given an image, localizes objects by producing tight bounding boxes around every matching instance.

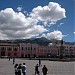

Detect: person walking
[8,56,10,61]
[35,64,39,75]
[39,59,41,67]
[22,63,26,75]
[42,65,48,75]
[14,64,18,75]
[17,63,22,75]
[13,57,15,64]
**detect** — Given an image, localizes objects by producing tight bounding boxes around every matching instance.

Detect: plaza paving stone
[0,58,75,75]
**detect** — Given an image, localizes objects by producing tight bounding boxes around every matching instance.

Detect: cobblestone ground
[0,58,75,75]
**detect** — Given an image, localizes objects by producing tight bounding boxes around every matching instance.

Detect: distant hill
[13,37,50,46]
[0,37,75,46]
[30,37,50,46]
[0,37,51,46]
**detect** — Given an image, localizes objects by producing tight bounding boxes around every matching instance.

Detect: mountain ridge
[0,37,75,46]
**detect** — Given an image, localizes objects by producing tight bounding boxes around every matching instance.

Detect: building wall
[38,45,59,57]
[19,43,39,57]
[0,43,75,58]
[63,44,75,57]
[0,43,20,57]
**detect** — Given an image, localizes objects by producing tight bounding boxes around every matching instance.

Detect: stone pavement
[0,58,75,75]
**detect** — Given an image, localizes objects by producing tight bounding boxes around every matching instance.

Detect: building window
[70,47,72,48]
[21,54,24,57]
[31,47,32,50]
[58,49,59,55]
[21,47,24,50]
[34,48,36,50]
[28,47,30,50]
[8,47,12,51]
[1,47,6,51]
[1,51,5,56]
[14,48,18,51]
[26,47,27,50]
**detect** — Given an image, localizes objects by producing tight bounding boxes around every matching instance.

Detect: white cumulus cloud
[46,30,63,40]
[0,2,66,40]
[0,8,47,40]
[30,2,66,25]
[17,6,23,11]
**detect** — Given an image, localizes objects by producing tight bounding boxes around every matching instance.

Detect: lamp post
[59,40,64,59]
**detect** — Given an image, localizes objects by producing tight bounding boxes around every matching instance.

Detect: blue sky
[0,0,74,42]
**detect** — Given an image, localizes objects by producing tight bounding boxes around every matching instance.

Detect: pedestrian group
[14,63,48,75]
[35,64,48,75]
[14,63,26,75]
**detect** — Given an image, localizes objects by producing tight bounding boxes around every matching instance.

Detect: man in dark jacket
[35,64,39,75]
[42,65,48,75]
[17,64,22,75]
[14,64,18,75]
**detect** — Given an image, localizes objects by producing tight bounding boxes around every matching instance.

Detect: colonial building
[0,43,20,57]
[0,41,75,58]
[63,44,75,57]
[19,43,39,58]
[38,45,59,58]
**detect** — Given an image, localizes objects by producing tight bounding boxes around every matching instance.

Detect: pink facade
[0,43,75,58]
[63,44,75,57]
[19,43,39,57]
[38,45,59,57]
[0,43,20,57]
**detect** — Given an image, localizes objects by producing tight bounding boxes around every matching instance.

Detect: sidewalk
[0,58,74,75]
